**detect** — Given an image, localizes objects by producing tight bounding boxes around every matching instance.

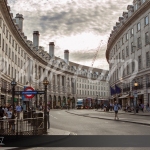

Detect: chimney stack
[15,13,24,32]
[49,42,55,58]
[33,31,40,50]
[64,50,69,64]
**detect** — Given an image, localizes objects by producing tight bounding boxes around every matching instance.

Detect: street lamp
[43,77,49,133]
[134,81,138,114]
[11,78,17,111]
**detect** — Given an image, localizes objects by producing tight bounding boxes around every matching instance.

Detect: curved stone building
[106,0,150,110]
[0,0,109,109]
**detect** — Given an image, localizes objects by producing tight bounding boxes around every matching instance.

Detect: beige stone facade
[106,0,150,110]
[0,0,109,109]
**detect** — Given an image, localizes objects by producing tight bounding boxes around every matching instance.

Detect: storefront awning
[119,94,129,99]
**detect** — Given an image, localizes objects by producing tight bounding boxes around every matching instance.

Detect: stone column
[60,75,62,93]
[143,75,148,111]
[55,74,58,95]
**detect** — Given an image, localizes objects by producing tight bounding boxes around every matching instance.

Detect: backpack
[114,104,118,111]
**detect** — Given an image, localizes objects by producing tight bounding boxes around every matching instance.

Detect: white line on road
[54,117,57,119]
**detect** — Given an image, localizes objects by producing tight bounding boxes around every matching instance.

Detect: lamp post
[43,77,49,133]
[11,78,17,111]
[134,81,138,114]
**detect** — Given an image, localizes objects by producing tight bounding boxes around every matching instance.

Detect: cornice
[0,0,47,65]
[106,1,150,63]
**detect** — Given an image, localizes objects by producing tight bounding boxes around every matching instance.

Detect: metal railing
[0,117,44,135]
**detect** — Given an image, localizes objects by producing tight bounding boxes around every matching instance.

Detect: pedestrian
[16,103,22,119]
[47,106,50,129]
[141,103,144,112]
[6,107,14,131]
[114,101,119,120]
[0,106,4,130]
[146,103,150,112]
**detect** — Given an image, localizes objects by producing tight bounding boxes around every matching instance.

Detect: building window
[131,28,134,37]
[122,49,124,59]
[15,43,17,51]
[15,55,17,64]
[119,53,121,59]
[135,3,138,10]
[12,51,14,61]
[2,39,4,51]
[127,64,129,75]
[118,41,120,48]
[8,64,10,75]
[6,29,8,38]
[12,67,13,78]
[126,33,128,41]
[145,16,149,26]
[146,52,150,67]
[3,23,5,33]
[137,37,142,49]
[21,50,23,56]
[5,44,7,55]
[132,61,135,72]
[131,42,134,53]
[9,48,11,58]
[137,23,141,31]
[122,37,124,45]
[138,55,142,70]
[18,58,20,67]
[145,32,149,45]
[126,46,129,57]
[9,34,11,43]
[0,34,1,47]
[15,69,16,79]
[142,0,146,3]
[18,47,21,54]
[12,40,14,47]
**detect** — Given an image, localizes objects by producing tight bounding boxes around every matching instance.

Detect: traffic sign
[24,87,35,99]
[15,91,22,95]
[37,91,45,94]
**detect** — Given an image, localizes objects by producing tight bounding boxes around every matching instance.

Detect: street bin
[136,109,139,113]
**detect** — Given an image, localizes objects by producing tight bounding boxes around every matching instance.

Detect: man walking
[16,103,22,119]
[114,101,119,120]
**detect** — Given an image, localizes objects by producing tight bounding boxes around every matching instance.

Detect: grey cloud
[8,0,133,69]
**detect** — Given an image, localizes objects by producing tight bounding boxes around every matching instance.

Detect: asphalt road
[5,109,150,150]
[50,109,150,135]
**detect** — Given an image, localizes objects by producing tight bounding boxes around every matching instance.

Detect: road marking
[57,112,61,114]
[54,117,57,119]
[105,122,108,123]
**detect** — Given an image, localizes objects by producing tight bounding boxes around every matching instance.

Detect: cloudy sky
[7,0,133,70]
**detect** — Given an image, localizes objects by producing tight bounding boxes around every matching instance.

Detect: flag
[115,85,121,94]
[110,87,116,95]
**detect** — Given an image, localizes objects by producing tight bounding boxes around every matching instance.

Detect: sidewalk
[66,109,150,126]
[96,109,150,116]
